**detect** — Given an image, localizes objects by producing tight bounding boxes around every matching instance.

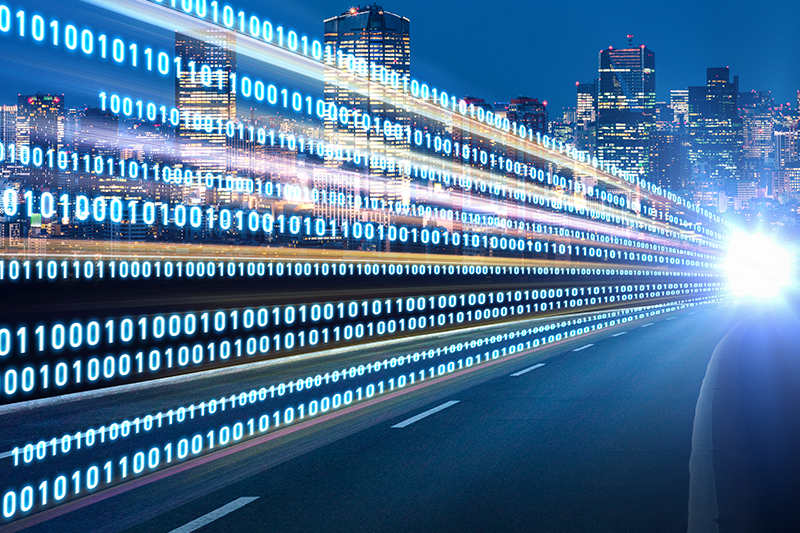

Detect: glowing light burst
[724,233,795,298]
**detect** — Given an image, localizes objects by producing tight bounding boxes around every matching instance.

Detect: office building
[686,67,742,191]
[507,96,548,135]
[740,90,773,165]
[323,5,410,179]
[669,90,688,124]
[0,105,16,146]
[596,37,656,179]
[775,130,799,169]
[574,80,597,156]
[322,4,411,245]
[175,29,237,204]
[576,81,597,127]
[16,93,65,190]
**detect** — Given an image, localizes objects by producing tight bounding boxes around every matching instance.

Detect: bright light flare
[724,233,795,298]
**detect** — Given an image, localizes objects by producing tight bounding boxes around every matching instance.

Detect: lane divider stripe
[391,401,460,428]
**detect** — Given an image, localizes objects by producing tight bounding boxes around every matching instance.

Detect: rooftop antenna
[627,34,634,48]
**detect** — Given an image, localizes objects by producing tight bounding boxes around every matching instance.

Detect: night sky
[230,0,800,112]
[2,0,799,113]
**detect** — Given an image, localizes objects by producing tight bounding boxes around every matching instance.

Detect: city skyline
[3,1,799,226]
[1,3,798,533]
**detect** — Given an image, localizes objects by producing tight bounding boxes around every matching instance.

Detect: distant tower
[574,80,597,157]
[576,80,597,127]
[322,5,411,234]
[686,67,742,187]
[175,29,237,204]
[596,39,655,178]
[16,93,65,190]
[507,97,548,135]
[0,105,16,146]
[323,5,410,176]
[669,89,689,124]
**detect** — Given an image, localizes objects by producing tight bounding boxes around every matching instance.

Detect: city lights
[1,0,799,530]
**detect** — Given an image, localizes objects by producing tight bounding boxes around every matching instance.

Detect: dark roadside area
[714,289,800,532]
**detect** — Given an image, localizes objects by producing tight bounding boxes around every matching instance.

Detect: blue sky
[252,0,800,111]
[2,0,798,113]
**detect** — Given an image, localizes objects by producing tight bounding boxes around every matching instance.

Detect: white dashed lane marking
[391,401,460,428]
[511,363,546,377]
[572,344,594,352]
[168,497,259,533]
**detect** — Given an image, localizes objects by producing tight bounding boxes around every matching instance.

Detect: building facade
[322,4,411,243]
[686,67,743,191]
[16,93,65,190]
[175,29,237,205]
[596,40,656,179]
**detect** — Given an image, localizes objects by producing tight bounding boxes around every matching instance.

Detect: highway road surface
[3,292,799,532]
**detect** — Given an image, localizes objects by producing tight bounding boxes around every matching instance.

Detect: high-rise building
[648,102,682,190]
[650,129,681,190]
[686,67,742,192]
[322,5,411,234]
[669,90,689,124]
[16,94,64,151]
[0,105,16,146]
[323,5,410,170]
[175,29,237,204]
[740,90,773,164]
[575,80,597,157]
[16,93,65,190]
[596,38,656,179]
[774,130,799,169]
[576,81,597,126]
[506,96,548,135]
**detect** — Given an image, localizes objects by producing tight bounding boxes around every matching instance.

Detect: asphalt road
[107,300,740,533]
[8,293,800,533]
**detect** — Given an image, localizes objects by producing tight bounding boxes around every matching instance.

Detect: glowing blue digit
[81,29,93,54]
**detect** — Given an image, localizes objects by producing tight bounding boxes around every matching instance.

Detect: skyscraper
[507,97,548,135]
[669,90,689,124]
[576,81,597,126]
[740,90,773,164]
[322,5,411,234]
[323,5,410,180]
[686,67,742,191]
[650,126,681,190]
[596,38,655,179]
[0,105,16,147]
[774,130,799,169]
[575,80,597,157]
[175,29,237,204]
[16,93,65,190]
